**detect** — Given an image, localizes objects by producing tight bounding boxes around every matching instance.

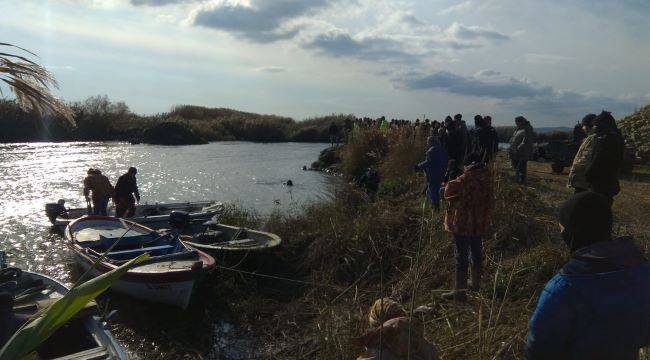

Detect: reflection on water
[0,141,333,283]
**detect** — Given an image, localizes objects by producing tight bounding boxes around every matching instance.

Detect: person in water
[355,298,438,360]
[415,136,448,210]
[113,167,140,218]
[441,154,494,301]
[526,191,649,359]
[83,168,114,216]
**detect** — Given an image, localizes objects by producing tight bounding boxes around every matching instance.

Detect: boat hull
[74,255,198,309]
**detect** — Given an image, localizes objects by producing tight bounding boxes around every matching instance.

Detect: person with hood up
[585,111,625,200]
[82,168,114,216]
[355,298,438,360]
[526,191,649,359]
[441,154,494,301]
[508,116,534,184]
[443,115,464,181]
[568,113,597,193]
[415,136,449,210]
[469,115,498,163]
[114,167,140,218]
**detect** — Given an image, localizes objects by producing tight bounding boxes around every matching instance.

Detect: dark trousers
[115,197,135,218]
[454,235,483,276]
[512,159,528,184]
[427,181,442,208]
[92,198,109,216]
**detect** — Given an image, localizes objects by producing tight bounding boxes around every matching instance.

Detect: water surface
[0,141,333,283]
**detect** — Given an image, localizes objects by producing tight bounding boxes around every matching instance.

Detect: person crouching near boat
[82,168,114,216]
[441,154,494,301]
[526,191,649,359]
[415,136,448,211]
[355,298,438,360]
[113,167,140,218]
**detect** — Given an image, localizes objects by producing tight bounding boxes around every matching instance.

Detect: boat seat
[106,245,175,261]
[94,233,158,251]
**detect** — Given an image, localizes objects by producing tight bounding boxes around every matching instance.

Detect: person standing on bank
[83,168,114,216]
[526,191,649,359]
[415,136,449,210]
[585,111,625,201]
[441,154,494,301]
[508,116,534,184]
[568,113,597,193]
[114,167,140,218]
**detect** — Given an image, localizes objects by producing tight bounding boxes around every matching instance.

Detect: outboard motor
[169,210,190,229]
[45,200,66,224]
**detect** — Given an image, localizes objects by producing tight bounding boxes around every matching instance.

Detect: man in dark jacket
[415,136,448,210]
[469,115,497,163]
[114,167,140,218]
[585,111,624,200]
[526,191,649,359]
[444,116,465,180]
[483,116,499,158]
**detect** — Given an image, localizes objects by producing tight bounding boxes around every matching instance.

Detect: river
[0,141,332,279]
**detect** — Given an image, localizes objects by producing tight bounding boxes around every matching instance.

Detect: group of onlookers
[82,167,141,217]
[357,110,648,359]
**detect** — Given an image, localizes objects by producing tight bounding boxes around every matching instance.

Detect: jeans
[427,181,442,207]
[454,235,483,276]
[92,198,109,216]
[512,159,528,184]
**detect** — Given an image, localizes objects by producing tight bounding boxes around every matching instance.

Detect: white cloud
[438,0,473,15]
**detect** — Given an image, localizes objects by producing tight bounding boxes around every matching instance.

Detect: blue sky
[1,0,649,126]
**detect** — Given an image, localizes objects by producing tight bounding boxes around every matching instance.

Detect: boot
[469,266,481,292]
[441,270,467,301]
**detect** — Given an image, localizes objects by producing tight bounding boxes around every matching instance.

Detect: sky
[1,0,649,126]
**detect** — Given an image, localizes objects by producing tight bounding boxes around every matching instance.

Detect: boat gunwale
[182,223,282,252]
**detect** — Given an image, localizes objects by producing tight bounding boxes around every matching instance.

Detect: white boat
[46,200,224,230]
[65,216,215,309]
[0,258,127,359]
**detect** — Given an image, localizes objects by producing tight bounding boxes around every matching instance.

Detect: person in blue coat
[415,136,449,210]
[526,191,649,360]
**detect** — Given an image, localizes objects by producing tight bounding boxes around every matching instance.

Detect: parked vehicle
[65,217,215,309]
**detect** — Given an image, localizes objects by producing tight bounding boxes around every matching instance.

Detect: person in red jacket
[441,154,494,301]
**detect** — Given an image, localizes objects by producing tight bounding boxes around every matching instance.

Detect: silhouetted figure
[469,115,497,163]
[415,136,448,210]
[509,116,534,184]
[526,191,649,359]
[83,168,114,216]
[329,122,339,147]
[114,167,140,218]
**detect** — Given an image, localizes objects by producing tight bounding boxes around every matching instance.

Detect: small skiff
[65,216,215,309]
[179,222,282,253]
[47,200,224,231]
[0,262,127,359]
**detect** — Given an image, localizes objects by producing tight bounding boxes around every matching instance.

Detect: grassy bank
[103,127,648,359]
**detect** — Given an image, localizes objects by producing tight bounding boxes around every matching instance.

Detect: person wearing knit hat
[508,116,534,184]
[526,191,649,359]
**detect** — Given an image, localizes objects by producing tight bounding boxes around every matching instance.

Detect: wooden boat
[47,200,224,231]
[179,221,282,253]
[0,259,127,359]
[65,216,215,309]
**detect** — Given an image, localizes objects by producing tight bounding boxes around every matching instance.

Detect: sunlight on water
[0,141,333,284]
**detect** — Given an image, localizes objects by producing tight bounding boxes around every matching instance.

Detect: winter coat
[444,128,465,164]
[526,236,650,360]
[114,173,140,201]
[509,122,535,161]
[470,125,497,162]
[416,145,449,185]
[585,125,625,196]
[443,163,493,237]
[83,173,114,201]
[568,133,597,190]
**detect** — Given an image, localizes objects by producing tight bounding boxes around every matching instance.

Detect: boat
[65,216,215,309]
[0,252,127,359]
[170,214,282,253]
[46,200,224,231]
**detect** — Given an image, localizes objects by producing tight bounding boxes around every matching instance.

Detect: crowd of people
[82,166,141,217]
[354,110,648,359]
